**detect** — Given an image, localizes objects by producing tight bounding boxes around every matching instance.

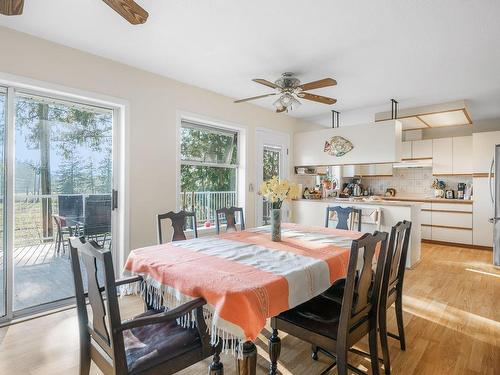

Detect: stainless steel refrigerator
[489,144,500,265]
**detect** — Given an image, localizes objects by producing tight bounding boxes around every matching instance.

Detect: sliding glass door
[0,85,119,321]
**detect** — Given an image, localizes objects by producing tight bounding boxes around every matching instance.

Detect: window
[180,120,239,226]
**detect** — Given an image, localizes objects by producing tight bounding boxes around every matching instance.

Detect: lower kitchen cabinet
[431,226,473,245]
[422,225,432,240]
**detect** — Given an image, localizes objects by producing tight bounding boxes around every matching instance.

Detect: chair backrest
[325,206,362,231]
[69,237,127,372]
[216,207,245,234]
[381,221,412,302]
[85,195,112,236]
[58,194,83,221]
[157,210,198,243]
[53,214,65,231]
[338,231,388,332]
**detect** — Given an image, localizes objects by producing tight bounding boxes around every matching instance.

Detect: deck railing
[13,193,110,247]
[180,191,237,226]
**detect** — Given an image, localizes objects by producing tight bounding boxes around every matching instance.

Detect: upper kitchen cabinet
[432,136,473,175]
[401,139,432,160]
[294,120,402,166]
[452,136,473,175]
[342,163,393,177]
[433,138,453,175]
[473,131,500,174]
[412,139,433,159]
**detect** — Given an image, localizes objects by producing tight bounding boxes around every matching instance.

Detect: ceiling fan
[0,0,149,25]
[235,72,337,113]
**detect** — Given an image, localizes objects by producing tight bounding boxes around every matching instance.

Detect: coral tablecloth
[124,223,362,352]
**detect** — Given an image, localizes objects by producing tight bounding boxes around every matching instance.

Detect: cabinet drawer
[421,225,432,240]
[421,203,432,210]
[431,211,472,228]
[431,226,472,245]
[430,202,473,212]
[421,210,432,225]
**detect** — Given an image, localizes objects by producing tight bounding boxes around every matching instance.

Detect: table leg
[268,328,281,375]
[236,341,257,375]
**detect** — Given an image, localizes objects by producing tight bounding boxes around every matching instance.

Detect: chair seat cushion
[278,294,342,340]
[123,308,202,374]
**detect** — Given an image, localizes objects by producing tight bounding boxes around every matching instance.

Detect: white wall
[0,26,321,253]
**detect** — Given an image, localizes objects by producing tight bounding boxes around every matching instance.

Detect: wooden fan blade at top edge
[234,93,276,103]
[0,0,24,15]
[298,78,337,91]
[252,79,281,89]
[299,92,337,105]
[102,0,149,24]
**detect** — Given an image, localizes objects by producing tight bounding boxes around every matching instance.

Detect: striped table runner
[124,223,362,354]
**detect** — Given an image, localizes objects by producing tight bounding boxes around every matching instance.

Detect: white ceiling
[1,0,500,127]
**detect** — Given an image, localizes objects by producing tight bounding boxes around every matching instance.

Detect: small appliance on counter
[385,188,396,197]
[445,190,455,199]
[457,183,466,199]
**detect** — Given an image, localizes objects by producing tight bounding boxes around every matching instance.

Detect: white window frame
[176,111,246,231]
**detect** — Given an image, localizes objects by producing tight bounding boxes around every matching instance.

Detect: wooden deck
[14,242,61,267]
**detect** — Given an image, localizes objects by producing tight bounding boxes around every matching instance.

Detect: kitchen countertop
[294,198,422,207]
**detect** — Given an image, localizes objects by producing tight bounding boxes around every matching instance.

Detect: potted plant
[259,177,299,241]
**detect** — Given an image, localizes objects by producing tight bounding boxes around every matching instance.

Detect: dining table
[124,222,363,375]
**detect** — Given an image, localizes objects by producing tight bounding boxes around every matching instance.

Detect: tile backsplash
[362,167,472,197]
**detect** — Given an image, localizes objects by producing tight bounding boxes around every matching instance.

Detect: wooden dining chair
[318,221,412,375]
[157,210,198,244]
[325,206,362,231]
[378,220,412,374]
[215,207,245,234]
[268,231,389,375]
[53,215,70,255]
[69,237,223,375]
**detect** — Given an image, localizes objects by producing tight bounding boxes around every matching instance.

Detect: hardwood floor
[0,243,498,374]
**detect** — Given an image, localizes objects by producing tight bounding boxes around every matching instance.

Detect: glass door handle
[489,158,495,204]
[112,189,118,210]
[488,217,500,223]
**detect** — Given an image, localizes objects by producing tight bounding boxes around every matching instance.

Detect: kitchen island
[291,198,422,268]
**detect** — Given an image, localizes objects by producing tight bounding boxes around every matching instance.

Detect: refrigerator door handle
[489,158,495,204]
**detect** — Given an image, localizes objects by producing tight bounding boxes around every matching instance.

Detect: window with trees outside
[180,120,238,229]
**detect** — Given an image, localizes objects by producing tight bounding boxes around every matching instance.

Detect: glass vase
[271,208,282,242]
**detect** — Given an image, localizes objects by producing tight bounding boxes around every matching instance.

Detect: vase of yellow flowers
[259,177,300,241]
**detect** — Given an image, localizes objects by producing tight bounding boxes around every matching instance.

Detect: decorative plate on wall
[324,136,354,157]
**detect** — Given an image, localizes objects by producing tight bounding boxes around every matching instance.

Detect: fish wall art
[324,136,354,157]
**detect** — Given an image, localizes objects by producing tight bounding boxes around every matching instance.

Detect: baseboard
[422,239,493,250]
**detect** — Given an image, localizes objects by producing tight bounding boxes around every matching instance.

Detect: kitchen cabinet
[473,177,494,247]
[342,163,393,177]
[473,131,500,174]
[433,138,453,175]
[373,163,394,176]
[452,136,473,174]
[402,141,412,159]
[431,226,472,245]
[412,139,433,159]
[402,139,432,160]
[432,136,473,175]
[294,120,402,166]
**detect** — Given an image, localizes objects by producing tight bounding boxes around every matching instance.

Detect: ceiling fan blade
[234,93,276,103]
[252,79,281,90]
[0,0,24,15]
[299,92,337,105]
[276,107,287,113]
[102,0,148,25]
[299,78,337,91]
